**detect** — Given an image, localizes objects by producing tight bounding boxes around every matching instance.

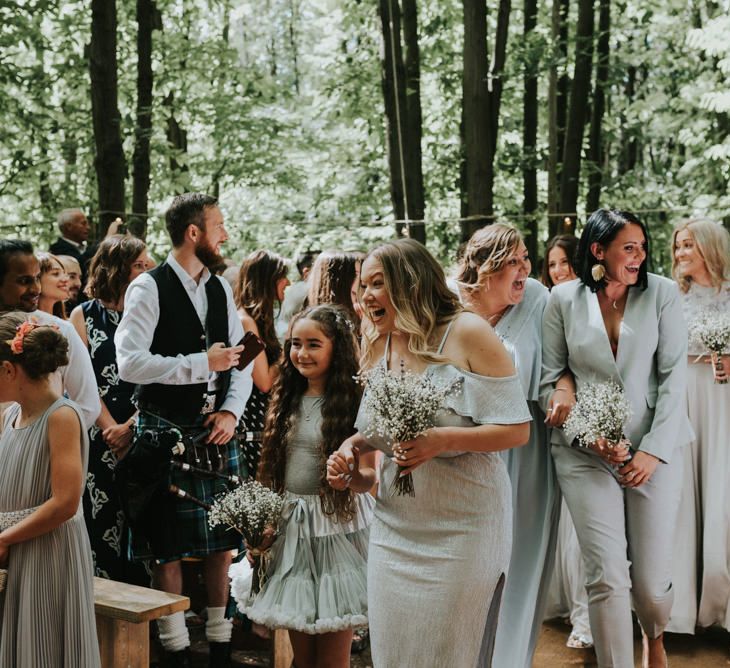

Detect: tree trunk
[131,0,159,239]
[164,92,190,193]
[558,0,594,231]
[618,65,638,175]
[586,0,609,213]
[401,0,426,243]
[379,0,410,237]
[547,0,569,234]
[523,0,538,265]
[461,0,491,241]
[89,0,126,237]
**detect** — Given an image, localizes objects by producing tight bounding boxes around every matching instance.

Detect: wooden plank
[96,615,149,668]
[94,577,189,623]
[272,628,294,668]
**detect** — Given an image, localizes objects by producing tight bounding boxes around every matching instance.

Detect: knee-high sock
[206,606,233,643]
[157,611,190,652]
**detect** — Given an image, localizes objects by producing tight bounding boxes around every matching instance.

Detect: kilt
[129,412,244,563]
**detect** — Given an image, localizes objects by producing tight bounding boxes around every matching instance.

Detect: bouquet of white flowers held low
[691,310,730,384]
[208,479,284,595]
[563,381,633,457]
[358,361,463,497]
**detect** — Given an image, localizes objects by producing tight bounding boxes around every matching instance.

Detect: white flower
[691,310,730,353]
[564,380,632,448]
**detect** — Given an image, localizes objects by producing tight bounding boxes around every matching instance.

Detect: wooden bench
[94,576,189,668]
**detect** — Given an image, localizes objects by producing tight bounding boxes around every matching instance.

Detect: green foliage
[0,0,727,273]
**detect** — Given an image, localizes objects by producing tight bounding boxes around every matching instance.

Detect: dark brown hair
[165,192,218,247]
[234,250,288,363]
[0,312,69,379]
[258,305,360,522]
[86,235,148,305]
[307,250,361,326]
[541,234,579,288]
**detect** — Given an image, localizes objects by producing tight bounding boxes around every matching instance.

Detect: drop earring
[591,263,606,282]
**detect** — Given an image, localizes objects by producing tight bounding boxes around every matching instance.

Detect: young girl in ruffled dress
[238,304,373,668]
[0,312,100,667]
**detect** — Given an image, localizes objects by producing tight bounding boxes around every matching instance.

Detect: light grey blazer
[540,273,693,464]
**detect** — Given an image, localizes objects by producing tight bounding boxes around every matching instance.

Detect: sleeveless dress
[491,278,561,667]
[81,299,148,584]
[668,281,730,632]
[0,398,101,667]
[238,397,374,633]
[358,327,531,667]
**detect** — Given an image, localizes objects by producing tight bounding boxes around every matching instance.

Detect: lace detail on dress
[0,506,38,532]
[681,281,730,355]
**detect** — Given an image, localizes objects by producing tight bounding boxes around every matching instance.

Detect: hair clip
[5,319,58,355]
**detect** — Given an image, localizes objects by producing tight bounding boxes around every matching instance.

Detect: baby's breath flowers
[690,310,730,384]
[358,361,462,496]
[563,381,633,452]
[208,480,284,594]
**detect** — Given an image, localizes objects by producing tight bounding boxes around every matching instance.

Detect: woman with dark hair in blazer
[540,209,693,668]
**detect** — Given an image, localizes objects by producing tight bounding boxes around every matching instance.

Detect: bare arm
[327,433,376,494]
[0,407,84,561]
[239,310,278,393]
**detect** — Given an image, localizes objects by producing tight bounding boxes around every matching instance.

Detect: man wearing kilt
[116,193,252,668]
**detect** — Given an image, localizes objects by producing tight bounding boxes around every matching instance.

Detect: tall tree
[547,0,569,236]
[522,0,539,263]
[131,0,159,239]
[558,0,594,230]
[89,0,126,237]
[378,0,426,242]
[586,0,610,212]
[461,0,511,241]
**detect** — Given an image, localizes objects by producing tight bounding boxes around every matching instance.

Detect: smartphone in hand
[235,331,266,371]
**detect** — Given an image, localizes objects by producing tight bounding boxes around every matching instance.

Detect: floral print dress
[81,299,149,584]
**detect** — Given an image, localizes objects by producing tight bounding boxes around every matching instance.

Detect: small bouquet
[208,479,284,595]
[691,310,730,384]
[358,361,462,496]
[0,567,6,593]
[563,380,633,457]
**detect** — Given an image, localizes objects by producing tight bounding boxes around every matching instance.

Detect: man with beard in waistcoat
[116,193,252,667]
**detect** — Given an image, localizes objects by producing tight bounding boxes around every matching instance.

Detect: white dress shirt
[115,253,252,420]
[30,310,102,430]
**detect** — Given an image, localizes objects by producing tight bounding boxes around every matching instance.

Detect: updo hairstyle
[0,312,69,379]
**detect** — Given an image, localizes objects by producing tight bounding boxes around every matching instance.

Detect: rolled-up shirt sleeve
[115,275,210,385]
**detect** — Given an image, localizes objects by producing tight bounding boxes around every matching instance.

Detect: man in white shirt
[115,193,252,668]
[0,239,101,429]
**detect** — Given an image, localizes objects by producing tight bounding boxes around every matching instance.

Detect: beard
[194,234,224,269]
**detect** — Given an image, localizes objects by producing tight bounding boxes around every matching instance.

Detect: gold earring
[591,263,606,282]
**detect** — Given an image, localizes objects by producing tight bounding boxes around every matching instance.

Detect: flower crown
[4,319,58,355]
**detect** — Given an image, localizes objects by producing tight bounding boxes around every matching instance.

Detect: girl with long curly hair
[234,250,289,476]
[240,304,373,668]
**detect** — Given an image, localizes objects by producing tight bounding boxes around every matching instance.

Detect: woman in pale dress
[668,219,730,633]
[453,224,562,667]
[541,235,594,650]
[327,239,531,667]
[0,312,100,667]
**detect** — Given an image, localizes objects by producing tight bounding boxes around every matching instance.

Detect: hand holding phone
[236,331,266,371]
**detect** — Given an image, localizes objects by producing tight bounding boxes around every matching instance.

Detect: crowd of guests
[0,197,727,668]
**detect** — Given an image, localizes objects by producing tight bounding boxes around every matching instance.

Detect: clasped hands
[590,437,659,488]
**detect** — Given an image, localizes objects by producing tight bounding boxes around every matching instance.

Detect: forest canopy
[1,0,728,273]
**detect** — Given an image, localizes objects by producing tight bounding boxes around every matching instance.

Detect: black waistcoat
[135,262,231,420]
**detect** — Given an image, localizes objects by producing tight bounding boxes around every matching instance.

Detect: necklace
[301,397,323,422]
[486,305,510,327]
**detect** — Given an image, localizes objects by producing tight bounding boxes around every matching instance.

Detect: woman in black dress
[69,234,152,583]
[234,250,289,477]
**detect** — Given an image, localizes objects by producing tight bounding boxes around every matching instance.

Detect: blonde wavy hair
[454,223,523,292]
[360,239,462,369]
[671,219,730,293]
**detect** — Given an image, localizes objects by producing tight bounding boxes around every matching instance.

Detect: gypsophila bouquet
[563,381,633,453]
[691,310,730,384]
[0,568,6,593]
[208,479,284,594]
[358,361,463,496]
